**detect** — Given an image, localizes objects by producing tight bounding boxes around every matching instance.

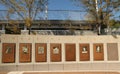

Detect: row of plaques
[2,43,118,63]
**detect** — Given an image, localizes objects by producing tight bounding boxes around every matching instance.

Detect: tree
[110,19,120,29]
[0,0,48,34]
[71,0,120,35]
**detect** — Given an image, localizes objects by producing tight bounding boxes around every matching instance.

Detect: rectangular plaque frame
[93,43,104,61]
[35,43,47,62]
[65,43,76,61]
[2,43,16,63]
[19,43,32,63]
[79,44,90,61]
[50,43,61,62]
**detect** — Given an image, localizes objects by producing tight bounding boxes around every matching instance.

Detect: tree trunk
[107,25,112,35]
[98,24,101,35]
[96,23,101,35]
[28,27,31,35]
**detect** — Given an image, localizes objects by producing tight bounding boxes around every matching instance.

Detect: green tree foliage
[110,20,120,29]
[0,0,48,34]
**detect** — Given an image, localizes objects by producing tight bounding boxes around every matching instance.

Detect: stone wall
[0,35,120,72]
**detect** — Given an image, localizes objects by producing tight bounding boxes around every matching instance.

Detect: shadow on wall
[30,30,97,35]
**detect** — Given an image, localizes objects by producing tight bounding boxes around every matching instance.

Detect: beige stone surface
[33,64,49,71]
[17,65,33,71]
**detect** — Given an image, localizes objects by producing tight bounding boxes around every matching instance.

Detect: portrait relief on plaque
[53,47,59,54]
[50,43,61,62]
[19,43,31,62]
[80,44,90,61]
[2,43,16,63]
[5,46,12,54]
[96,46,101,53]
[22,46,28,54]
[93,43,104,61]
[35,43,47,62]
[82,46,88,53]
[38,46,44,54]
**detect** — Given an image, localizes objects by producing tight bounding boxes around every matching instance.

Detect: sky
[47,0,86,20]
[0,0,85,20]
[0,0,80,10]
[0,0,119,20]
[48,0,80,10]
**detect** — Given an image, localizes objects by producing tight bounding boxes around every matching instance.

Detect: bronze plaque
[50,43,61,62]
[19,43,32,63]
[107,43,118,61]
[79,44,90,61]
[2,43,16,63]
[35,43,47,62]
[65,43,76,61]
[93,43,104,61]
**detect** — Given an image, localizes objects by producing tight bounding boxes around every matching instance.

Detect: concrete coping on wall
[1,34,120,43]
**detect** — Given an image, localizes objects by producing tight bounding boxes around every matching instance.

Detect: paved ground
[0,72,9,74]
[23,72,120,74]
[1,72,119,74]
